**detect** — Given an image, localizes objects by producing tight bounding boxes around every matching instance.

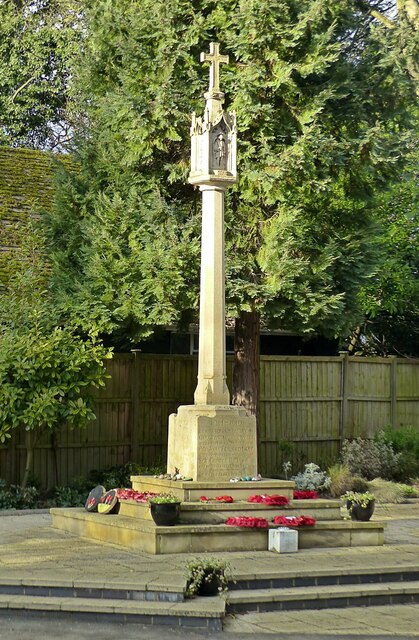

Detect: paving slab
[0,503,418,637]
[224,604,419,635]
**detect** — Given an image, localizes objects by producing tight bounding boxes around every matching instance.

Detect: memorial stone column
[167,43,257,481]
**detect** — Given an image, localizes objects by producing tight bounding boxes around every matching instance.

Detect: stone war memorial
[51,44,385,554]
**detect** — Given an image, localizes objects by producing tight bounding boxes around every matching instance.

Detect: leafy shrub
[351,476,370,492]
[398,483,418,498]
[327,464,353,498]
[292,463,331,492]
[341,434,400,480]
[380,426,419,482]
[89,462,165,489]
[52,486,86,507]
[0,479,38,509]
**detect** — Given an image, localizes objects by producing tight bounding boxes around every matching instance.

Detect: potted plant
[148,493,181,526]
[185,557,233,597]
[342,491,376,521]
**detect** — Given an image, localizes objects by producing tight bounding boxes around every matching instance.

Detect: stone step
[2,566,417,605]
[226,580,419,613]
[0,580,184,602]
[51,508,385,554]
[130,476,294,502]
[231,566,419,591]
[0,593,224,630]
[119,498,342,524]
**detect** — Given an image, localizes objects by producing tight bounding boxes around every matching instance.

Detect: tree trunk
[22,430,34,488]
[232,310,260,418]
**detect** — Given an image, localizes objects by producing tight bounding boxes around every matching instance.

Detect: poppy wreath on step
[293,490,318,500]
[225,516,269,528]
[117,489,158,503]
[200,495,234,503]
[247,494,289,506]
[272,515,316,527]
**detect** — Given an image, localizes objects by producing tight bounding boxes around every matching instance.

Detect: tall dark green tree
[45,0,417,415]
[354,153,419,356]
[0,0,83,149]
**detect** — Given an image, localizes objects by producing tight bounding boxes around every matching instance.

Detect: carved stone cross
[200,42,229,94]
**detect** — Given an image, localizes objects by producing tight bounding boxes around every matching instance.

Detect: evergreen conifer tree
[45,0,417,414]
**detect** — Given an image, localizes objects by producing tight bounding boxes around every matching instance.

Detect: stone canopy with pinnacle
[189,42,237,186]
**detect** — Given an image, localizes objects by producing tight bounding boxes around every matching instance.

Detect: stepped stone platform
[119,497,342,524]
[130,476,294,501]
[51,476,385,554]
[3,508,419,631]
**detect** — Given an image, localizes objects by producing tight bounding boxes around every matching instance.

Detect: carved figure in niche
[213,133,227,169]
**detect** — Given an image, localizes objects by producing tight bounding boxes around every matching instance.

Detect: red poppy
[293,490,318,500]
[248,494,289,506]
[117,489,158,503]
[226,516,269,528]
[272,515,316,527]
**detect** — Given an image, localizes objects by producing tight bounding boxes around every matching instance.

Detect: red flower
[293,490,318,500]
[264,494,289,506]
[117,489,157,503]
[248,494,289,506]
[272,515,316,527]
[226,516,269,528]
[200,495,234,503]
[248,494,264,503]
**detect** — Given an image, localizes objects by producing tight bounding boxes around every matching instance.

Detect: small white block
[268,527,298,553]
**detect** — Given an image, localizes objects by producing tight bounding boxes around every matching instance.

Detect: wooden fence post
[339,352,349,449]
[390,356,398,428]
[130,351,140,461]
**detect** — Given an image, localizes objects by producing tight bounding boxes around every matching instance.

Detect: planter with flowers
[185,557,233,597]
[342,491,375,521]
[148,494,181,526]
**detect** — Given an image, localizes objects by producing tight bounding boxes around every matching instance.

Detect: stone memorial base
[167,404,257,481]
[51,476,385,554]
[130,477,294,502]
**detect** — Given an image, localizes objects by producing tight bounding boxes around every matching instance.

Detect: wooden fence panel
[259,357,343,476]
[397,360,419,427]
[345,358,392,437]
[1,354,418,486]
[134,355,197,467]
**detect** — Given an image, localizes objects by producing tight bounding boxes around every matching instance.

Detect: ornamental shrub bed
[341,433,400,481]
[0,479,39,510]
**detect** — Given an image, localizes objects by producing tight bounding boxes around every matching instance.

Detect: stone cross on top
[200,42,229,95]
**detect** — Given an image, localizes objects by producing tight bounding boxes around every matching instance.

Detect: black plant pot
[150,502,181,526]
[350,500,375,521]
[198,572,222,597]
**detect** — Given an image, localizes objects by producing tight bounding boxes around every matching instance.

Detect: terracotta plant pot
[150,502,181,526]
[350,500,375,521]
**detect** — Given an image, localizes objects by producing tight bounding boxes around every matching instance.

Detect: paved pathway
[0,503,418,637]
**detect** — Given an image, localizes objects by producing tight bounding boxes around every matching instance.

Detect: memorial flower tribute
[247,494,289,506]
[117,488,158,503]
[200,495,234,503]
[226,516,269,528]
[272,515,316,527]
[293,490,318,500]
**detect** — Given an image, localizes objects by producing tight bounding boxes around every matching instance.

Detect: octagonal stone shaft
[194,185,230,405]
